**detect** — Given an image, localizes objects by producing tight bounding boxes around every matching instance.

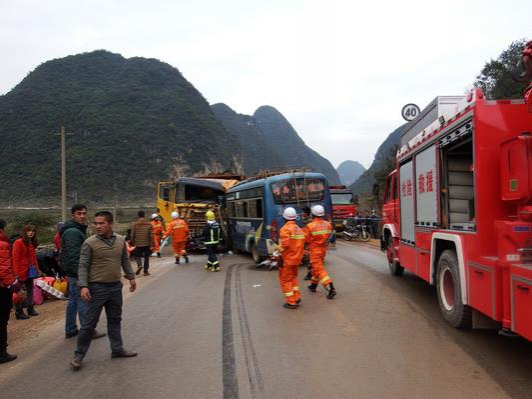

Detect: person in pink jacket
[0,219,17,363]
[12,225,41,320]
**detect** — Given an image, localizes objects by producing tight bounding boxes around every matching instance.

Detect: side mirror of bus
[218,195,226,206]
[353,194,359,205]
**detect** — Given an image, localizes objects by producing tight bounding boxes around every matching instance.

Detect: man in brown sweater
[70,211,137,371]
[131,210,154,276]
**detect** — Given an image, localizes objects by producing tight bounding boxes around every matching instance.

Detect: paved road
[1,242,531,399]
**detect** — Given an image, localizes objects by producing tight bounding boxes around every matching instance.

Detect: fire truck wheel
[436,250,472,329]
[251,242,263,264]
[386,236,404,276]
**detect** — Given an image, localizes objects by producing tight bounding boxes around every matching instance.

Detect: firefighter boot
[308,284,317,293]
[184,254,189,264]
[283,303,299,310]
[326,283,337,300]
[157,252,161,258]
[303,271,312,280]
[175,257,180,264]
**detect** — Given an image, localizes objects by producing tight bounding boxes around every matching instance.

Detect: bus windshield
[270,178,325,204]
[331,193,354,205]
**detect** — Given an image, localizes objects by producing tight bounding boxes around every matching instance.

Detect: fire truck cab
[381,89,532,339]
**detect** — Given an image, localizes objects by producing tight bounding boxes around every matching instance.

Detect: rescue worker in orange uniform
[163,211,190,264]
[150,213,163,258]
[305,205,337,299]
[274,207,306,309]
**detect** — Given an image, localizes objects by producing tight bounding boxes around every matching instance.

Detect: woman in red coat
[0,219,17,363]
[12,225,40,319]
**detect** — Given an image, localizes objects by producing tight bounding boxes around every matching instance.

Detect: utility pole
[56,126,74,221]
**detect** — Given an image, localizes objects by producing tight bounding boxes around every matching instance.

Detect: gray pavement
[1,243,531,398]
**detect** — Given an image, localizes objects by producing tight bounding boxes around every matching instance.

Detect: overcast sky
[1,0,529,169]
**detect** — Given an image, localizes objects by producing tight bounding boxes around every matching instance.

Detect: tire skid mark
[235,265,266,398]
[222,264,239,399]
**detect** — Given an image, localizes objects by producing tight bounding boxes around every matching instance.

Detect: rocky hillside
[0,50,243,204]
[336,160,366,186]
[212,104,340,184]
[349,124,407,195]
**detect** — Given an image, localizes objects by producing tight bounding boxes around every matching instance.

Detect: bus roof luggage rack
[238,167,314,185]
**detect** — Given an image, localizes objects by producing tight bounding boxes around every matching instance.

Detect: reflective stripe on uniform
[293,286,299,291]
[311,230,332,235]
[205,241,219,245]
[212,261,219,265]
[320,276,331,285]
[284,291,294,297]
[290,235,306,239]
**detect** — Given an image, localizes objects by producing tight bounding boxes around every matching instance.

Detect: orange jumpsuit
[151,220,163,253]
[305,218,333,287]
[278,221,306,305]
[164,219,190,258]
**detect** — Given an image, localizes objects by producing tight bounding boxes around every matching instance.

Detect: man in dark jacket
[131,210,154,276]
[61,204,105,339]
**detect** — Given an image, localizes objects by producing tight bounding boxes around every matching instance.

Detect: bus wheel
[436,250,471,329]
[251,242,263,264]
[386,236,403,276]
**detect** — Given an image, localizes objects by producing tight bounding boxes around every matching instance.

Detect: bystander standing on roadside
[12,225,40,320]
[61,204,105,339]
[131,211,154,276]
[70,211,137,371]
[0,219,17,363]
[370,210,379,239]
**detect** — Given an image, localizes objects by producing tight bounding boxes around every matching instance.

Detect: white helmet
[283,207,297,220]
[171,211,179,219]
[151,213,158,220]
[311,205,325,217]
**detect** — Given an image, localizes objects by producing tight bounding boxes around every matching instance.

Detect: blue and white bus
[225,172,333,263]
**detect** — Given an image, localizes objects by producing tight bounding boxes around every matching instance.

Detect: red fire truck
[330,185,357,231]
[381,86,532,340]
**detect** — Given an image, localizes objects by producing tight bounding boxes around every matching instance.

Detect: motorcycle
[342,217,371,242]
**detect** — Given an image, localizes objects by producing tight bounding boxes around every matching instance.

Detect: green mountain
[349,124,407,194]
[337,160,366,186]
[0,50,241,204]
[212,103,341,184]
[211,103,282,175]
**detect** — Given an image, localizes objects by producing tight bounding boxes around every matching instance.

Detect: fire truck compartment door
[400,160,415,243]
[415,144,438,226]
[500,135,531,203]
[511,271,532,341]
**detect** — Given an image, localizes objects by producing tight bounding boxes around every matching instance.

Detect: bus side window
[248,199,263,218]
[236,201,248,218]
[256,199,263,218]
[227,202,235,218]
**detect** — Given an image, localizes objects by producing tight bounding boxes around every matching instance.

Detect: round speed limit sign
[401,103,420,121]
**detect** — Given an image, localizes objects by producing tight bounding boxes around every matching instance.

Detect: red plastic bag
[33,285,44,305]
[12,288,27,305]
